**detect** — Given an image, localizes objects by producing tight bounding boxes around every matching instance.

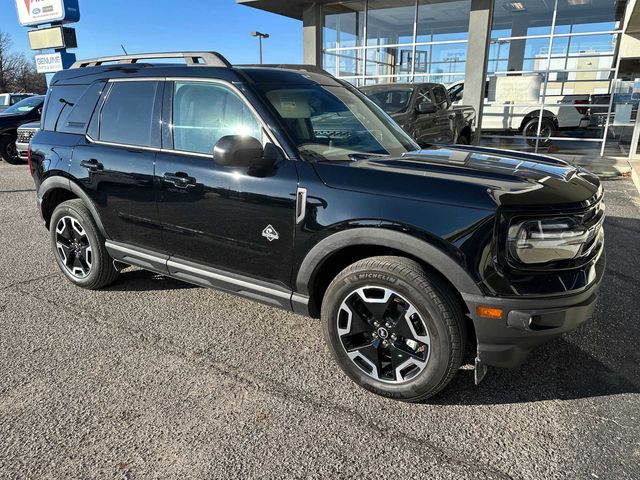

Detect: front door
[71,79,165,252]
[155,80,299,287]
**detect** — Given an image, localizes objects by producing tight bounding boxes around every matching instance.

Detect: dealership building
[239,0,640,161]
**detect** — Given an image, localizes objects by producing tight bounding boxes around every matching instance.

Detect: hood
[312,145,601,211]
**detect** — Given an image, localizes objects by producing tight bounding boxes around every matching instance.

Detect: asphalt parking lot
[0,161,639,479]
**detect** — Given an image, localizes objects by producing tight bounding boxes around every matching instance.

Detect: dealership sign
[15,0,80,27]
[34,51,76,73]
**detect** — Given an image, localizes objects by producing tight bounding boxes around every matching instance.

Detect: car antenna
[120,44,128,55]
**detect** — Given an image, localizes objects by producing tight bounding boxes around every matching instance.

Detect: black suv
[30,52,605,402]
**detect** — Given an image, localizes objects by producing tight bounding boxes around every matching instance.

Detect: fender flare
[295,228,483,297]
[38,176,109,238]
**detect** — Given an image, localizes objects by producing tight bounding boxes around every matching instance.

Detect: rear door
[70,79,165,252]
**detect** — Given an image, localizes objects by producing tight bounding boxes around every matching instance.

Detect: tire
[322,256,466,402]
[0,134,22,164]
[523,117,555,147]
[50,199,119,289]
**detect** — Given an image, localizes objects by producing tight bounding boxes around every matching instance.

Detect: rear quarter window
[42,85,87,131]
[58,82,106,134]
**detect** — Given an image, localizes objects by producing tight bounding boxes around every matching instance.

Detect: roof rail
[71,51,232,69]
[241,64,330,75]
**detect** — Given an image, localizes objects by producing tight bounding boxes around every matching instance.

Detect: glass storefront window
[416,0,471,43]
[323,1,366,50]
[367,0,416,46]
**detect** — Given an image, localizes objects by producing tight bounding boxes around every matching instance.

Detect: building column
[303,4,323,67]
[462,0,494,144]
[507,15,529,72]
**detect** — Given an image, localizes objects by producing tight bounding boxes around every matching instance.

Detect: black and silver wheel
[50,199,119,289]
[0,135,22,164]
[55,216,93,279]
[322,256,466,402]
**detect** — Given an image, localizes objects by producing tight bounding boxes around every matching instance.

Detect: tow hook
[474,357,487,385]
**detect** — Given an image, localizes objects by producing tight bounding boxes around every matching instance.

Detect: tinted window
[172,81,261,155]
[59,82,106,134]
[43,86,85,131]
[4,96,44,114]
[100,81,160,147]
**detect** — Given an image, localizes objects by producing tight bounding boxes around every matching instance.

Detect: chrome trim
[85,135,161,153]
[105,241,295,306]
[166,259,291,300]
[296,187,307,224]
[108,77,167,83]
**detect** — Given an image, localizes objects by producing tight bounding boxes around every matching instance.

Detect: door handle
[80,159,103,172]
[164,172,197,188]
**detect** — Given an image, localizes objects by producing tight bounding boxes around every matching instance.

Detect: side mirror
[213,135,274,169]
[416,101,437,115]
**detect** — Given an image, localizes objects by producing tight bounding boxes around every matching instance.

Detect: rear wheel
[0,135,22,164]
[322,256,466,402]
[50,199,119,289]
[523,117,555,147]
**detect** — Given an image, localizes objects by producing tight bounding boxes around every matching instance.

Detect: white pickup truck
[448,76,589,146]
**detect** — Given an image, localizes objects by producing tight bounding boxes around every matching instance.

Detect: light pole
[251,31,269,64]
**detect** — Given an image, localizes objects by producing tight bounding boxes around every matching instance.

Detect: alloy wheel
[336,286,431,384]
[55,216,93,279]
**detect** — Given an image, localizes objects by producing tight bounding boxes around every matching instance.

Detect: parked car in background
[361,83,475,145]
[448,78,590,146]
[30,52,605,402]
[0,93,35,112]
[0,95,44,164]
[15,121,41,163]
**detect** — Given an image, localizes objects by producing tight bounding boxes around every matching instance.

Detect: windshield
[362,87,414,114]
[259,83,417,162]
[4,96,42,114]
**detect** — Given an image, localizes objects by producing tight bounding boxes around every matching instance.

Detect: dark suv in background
[30,52,605,402]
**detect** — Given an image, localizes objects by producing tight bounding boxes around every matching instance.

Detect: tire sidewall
[322,266,454,401]
[524,118,554,147]
[0,136,21,164]
[50,201,104,288]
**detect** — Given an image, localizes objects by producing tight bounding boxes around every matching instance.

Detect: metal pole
[259,36,263,64]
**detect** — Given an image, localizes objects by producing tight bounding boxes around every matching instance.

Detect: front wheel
[0,135,22,164]
[322,256,466,402]
[50,199,119,289]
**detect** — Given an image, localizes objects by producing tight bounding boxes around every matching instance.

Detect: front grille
[17,128,38,144]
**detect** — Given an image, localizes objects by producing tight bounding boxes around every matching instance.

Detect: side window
[99,81,160,147]
[417,88,433,105]
[433,87,448,109]
[42,85,86,131]
[172,81,262,155]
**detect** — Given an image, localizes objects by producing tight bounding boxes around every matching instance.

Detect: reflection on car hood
[312,145,601,210]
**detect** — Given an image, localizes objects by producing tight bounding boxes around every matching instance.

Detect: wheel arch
[295,228,482,318]
[39,176,108,238]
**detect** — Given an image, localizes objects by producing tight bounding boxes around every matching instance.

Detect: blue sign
[16,0,80,27]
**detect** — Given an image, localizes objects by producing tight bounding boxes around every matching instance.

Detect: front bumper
[463,253,605,368]
[15,141,29,161]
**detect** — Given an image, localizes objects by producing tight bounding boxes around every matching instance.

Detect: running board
[105,241,310,314]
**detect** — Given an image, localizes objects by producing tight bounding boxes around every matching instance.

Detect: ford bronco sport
[30,52,605,402]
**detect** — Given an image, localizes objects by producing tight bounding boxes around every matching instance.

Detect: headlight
[507,217,590,265]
